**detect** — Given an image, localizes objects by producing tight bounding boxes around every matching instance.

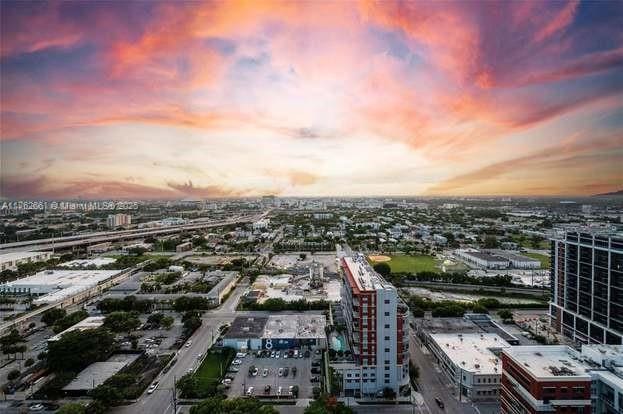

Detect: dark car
[311,361,321,367]
[304,350,311,358]
[283,367,289,377]
[310,376,320,383]
[264,385,271,394]
[435,398,444,409]
[311,367,321,374]
[291,367,297,377]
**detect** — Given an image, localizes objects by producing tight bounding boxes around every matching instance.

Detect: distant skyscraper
[333,254,409,397]
[550,231,623,345]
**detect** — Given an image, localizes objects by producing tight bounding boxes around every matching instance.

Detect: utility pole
[172,375,177,414]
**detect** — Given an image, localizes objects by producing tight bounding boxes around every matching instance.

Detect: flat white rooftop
[430,333,511,375]
[0,251,50,263]
[49,316,106,342]
[342,255,392,292]
[503,345,594,379]
[263,313,326,339]
[63,354,139,391]
[0,269,120,304]
[60,258,116,268]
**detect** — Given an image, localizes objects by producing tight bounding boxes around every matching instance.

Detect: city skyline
[1,0,622,200]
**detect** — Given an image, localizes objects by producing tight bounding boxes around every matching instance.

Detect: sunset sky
[1,0,622,199]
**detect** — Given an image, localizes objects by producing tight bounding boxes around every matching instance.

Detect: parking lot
[225,349,322,399]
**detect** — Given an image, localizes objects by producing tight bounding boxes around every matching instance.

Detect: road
[112,279,250,414]
[409,333,477,414]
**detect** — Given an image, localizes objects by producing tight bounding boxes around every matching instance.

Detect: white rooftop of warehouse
[0,251,50,262]
[342,254,392,292]
[263,313,326,339]
[503,345,594,380]
[430,333,511,375]
[0,269,120,304]
[60,257,116,268]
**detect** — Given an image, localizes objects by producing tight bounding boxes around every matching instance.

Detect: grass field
[194,347,235,388]
[370,255,438,273]
[524,252,551,269]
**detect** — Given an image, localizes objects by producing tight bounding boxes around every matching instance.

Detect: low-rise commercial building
[48,316,106,342]
[206,271,237,305]
[455,249,540,270]
[0,252,52,271]
[222,313,327,351]
[501,344,623,414]
[428,333,511,401]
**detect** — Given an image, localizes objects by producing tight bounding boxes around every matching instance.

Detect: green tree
[47,328,114,372]
[53,310,88,333]
[7,369,20,381]
[373,262,391,277]
[57,403,86,414]
[190,396,278,414]
[90,384,123,407]
[103,311,141,333]
[304,396,353,414]
[483,235,499,248]
[498,309,514,321]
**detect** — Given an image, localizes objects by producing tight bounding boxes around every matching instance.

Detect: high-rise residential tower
[333,254,410,397]
[550,230,623,345]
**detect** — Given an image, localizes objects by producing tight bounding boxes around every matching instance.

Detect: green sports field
[370,255,439,273]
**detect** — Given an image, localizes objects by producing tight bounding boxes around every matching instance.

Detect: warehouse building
[205,271,238,305]
[0,252,52,271]
[222,313,327,351]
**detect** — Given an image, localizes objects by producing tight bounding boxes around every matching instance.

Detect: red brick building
[501,345,592,414]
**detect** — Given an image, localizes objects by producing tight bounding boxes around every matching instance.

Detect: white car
[277,386,283,396]
[222,378,232,385]
[251,367,259,376]
[246,386,254,396]
[28,404,45,412]
[278,367,284,376]
[147,382,159,394]
[262,368,268,377]
[185,341,192,348]
[276,351,281,359]
[236,352,247,358]
[233,359,242,365]
[270,351,276,358]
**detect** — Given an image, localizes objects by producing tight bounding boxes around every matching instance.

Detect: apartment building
[550,231,623,345]
[501,344,623,414]
[333,254,409,397]
[106,213,131,228]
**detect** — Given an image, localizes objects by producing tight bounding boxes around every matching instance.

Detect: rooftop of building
[48,316,106,342]
[0,251,51,262]
[263,313,326,339]
[63,354,139,391]
[224,316,269,339]
[502,345,594,380]
[429,333,511,375]
[59,257,117,268]
[342,254,393,292]
[417,317,483,335]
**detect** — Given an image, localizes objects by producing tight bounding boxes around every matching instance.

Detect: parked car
[311,367,321,374]
[283,367,289,377]
[278,367,284,376]
[236,352,247,358]
[185,341,192,347]
[310,376,320,383]
[246,387,254,396]
[233,359,242,365]
[277,386,283,396]
[291,367,297,377]
[276,351,281,358]
[293,350,299,358]
[304,350,311,358]
[435,398,444,409]
[262,368,269,377]
[222,378,232,386]
[312,361,321,367]
[270,351,276,358]
[28,404,44,412]
[264,385,271,394]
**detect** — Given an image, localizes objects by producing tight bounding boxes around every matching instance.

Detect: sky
[1,0,622,200]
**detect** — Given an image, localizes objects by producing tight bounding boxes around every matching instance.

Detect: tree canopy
[189,396,277,414]
[47,328,114,372]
